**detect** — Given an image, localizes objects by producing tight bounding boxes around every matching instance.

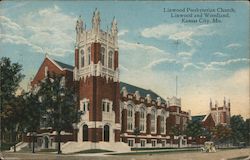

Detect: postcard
[0,1,249,160]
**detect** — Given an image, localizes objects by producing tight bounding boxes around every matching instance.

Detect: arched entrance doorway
[104,125,110,142]
[82,124,88,141]
[44,136,49,149]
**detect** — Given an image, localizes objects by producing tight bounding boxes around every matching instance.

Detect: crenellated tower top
[74,9,119,82]
[75,9,118,50]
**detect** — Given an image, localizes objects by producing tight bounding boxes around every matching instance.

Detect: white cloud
[0,16,21,32]
[183,63,201,70]
[144,58,176,69]
[205,58,250,70]
[118,29,128,36]
[213,52,227,57]
[1,5,76,57]
[226,43,242,49]
[141,23,214,47]
[226,68,249,87]
[119,64,129,72]
[119,40,167,55]
[178,51,193,57]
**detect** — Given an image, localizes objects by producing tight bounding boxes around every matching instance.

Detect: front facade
[209,98,231,126]
[27,9,191,151]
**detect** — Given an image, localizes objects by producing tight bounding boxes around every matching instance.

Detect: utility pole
[176,76,178,97]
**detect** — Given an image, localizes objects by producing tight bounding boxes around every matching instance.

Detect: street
[2,148,250,160]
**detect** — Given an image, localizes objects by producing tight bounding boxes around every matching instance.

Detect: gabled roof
[120,82,166,102]
[192,115,206,122]
[54,60,74,71]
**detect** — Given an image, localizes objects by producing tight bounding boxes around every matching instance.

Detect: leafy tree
[37,72,80,154]
[211,124,231,145]
[243,119,250,146]
[0,57,24,101]
[22,92,41,153]
[230,115,245,144]
[0,57,24,149]
[171,125,184,148]
[185,121,204,140]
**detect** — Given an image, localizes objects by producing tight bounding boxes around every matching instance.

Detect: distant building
[209,98,231,126]
[190,98,231,144]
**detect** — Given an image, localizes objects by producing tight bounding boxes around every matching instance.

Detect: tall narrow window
[139,108,145,132]
[87,47,91,65]
[151,109,156,133]
[127,105,133,131]
[108,51,113,69]
[81,49,85,67]
[82,124,88,141]
[102,102,105,111]
[104,125,110,142]
[160,116,165,134]
[107,103,110,112]
[101,47,105,65]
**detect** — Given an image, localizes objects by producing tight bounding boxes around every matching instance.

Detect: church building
[25,9,192,153]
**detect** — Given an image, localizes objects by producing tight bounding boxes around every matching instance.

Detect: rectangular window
[128,140,134,147]
[162,140,166,147]
[140,140,146,147]
[152,140,156,147]
[107,103,110,112]
[102,102,105,111]
[83,103,86,111]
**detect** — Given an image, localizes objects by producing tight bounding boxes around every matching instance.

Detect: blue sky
[0,1,249,118]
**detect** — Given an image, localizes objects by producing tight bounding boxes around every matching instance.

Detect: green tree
[243,119,250,146]
[37,72,80,154]
[22,92,41,153]
[185,121,204,144]
[171,125,184,148]
[0,57,24,149]
[230,115,245,144]
[211,124,231,145]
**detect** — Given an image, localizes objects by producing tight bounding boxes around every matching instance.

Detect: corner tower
[73,9,120,143]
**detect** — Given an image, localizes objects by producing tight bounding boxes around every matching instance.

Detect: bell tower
[73,9,120,143]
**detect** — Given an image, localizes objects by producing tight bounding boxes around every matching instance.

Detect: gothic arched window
[151,109,156,133]
[82,124,88,141]
[127,105,133,131]
[81,49,84,67]
[108,51,113,69]
[100,47,105,65]
[87,47,91,65]
[160,116,165,134]
[160,111,165,134]
[139,107,146,132]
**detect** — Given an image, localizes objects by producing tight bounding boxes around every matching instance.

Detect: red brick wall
[31,58,64,86]
[91,43,101,64]
[202,114,215,131]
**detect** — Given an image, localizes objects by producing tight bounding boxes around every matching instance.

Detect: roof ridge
[120,81,166,102]
[53,59,74,70]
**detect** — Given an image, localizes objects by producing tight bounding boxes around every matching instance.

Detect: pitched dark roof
[191,115,206,122]
[54,60,74,70]
[120,82,166,102]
